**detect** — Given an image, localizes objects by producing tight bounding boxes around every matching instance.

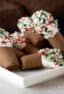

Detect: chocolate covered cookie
[0,47,19,70]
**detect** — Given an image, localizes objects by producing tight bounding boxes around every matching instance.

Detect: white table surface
[0,76,64,94]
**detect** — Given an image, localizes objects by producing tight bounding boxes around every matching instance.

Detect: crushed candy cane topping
[39,48,64,68]
[17,17,32,33]
[31,10,59,39]
[10,31,26,49]
[0,28,13,47]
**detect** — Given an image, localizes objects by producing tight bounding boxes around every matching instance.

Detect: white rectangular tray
[0,67,64,88]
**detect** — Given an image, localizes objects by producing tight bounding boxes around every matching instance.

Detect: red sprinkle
[48,30,52,32]
[0,36,4,39]
[25,28,30,32]
[40,30,43,32]
[2,41,7,44]
[41,51,46,56]
[55,63,59,67]
[16,37,21,42]
[47,21,52,25]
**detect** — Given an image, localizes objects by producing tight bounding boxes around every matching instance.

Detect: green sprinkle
[53,20,58,25]
[35,24,38,27]
[56,60,59,63]
[43,18,46,23]
[54,60,57,62]
[45,54,48,57]
[41,12,47,17]
[0,31,5,35]
[24,24,26,27]
[60,64,63,66]
[45,28,48,32]
[39,17,41,21]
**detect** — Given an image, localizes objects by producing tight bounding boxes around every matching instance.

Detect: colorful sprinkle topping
[17,17,32,33]
[39,48,64,68]
[10,32,26,49]
[31,10,59,39]
[0,28,13,47]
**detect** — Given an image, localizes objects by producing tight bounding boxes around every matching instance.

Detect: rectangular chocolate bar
[20,53,42,70]
[24,29,45,48]
[22,43,38,54]
[0,47,19,70]
[48,32,64,53]
[14,48,25,57]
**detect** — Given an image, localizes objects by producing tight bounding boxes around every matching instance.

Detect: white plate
[0,67,64,88]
